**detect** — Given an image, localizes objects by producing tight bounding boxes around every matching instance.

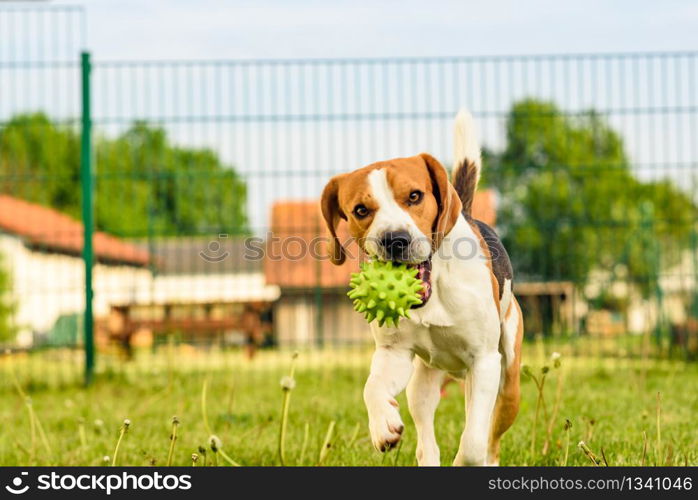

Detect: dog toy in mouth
[347,260,424,327]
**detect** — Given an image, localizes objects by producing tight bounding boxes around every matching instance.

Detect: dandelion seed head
[209,434,222,452]
[280,376,296,391]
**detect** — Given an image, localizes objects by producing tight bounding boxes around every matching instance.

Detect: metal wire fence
[1,6,697,391]
[0,5,87,388]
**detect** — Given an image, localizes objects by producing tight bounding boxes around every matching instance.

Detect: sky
[56,0,698,60]
[6,0,696,232]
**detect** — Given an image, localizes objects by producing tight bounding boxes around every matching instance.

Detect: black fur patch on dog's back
[467,215,513,299]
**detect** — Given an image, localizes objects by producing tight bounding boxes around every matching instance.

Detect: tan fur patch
[488,297,524,464]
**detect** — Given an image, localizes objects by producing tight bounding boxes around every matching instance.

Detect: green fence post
[80,51,95,385]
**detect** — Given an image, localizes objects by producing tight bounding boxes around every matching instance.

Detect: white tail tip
[453,108,481,172]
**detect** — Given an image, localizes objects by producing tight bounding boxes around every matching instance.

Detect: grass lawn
[0,345,696,466]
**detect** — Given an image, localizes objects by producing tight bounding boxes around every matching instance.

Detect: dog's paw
[368,398,404,452]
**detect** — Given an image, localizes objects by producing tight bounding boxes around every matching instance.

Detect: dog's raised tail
[452,109,481,216]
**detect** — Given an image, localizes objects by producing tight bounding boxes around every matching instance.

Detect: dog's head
[321,154,461,303]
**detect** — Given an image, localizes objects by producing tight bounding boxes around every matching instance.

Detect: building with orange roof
[0,195,152,346]
[0,195,282,350]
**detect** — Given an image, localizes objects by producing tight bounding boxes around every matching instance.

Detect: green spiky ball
[347,260,424,327]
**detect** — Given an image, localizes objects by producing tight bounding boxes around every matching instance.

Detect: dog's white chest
[407,302,495,372]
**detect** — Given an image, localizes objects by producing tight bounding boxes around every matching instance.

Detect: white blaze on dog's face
[320,153,462,266]
[364,168,432,263]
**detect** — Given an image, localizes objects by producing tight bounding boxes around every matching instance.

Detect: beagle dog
[321,110,523,466]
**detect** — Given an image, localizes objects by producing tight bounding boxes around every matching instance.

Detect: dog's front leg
[407,357,445,466]
[364,346,414,452]
[453,350,501,466]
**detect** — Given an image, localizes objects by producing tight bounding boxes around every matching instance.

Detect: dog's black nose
[381,230,411,260]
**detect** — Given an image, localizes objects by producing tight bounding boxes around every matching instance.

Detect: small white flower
[551,351,562,368]
[280,376,296,391]
[102,455,110,463]
[122,419,131,429]
[94,419,104,427]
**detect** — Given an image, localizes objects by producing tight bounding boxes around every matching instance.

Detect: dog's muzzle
[376,230,433,307]
[380,230,412,262]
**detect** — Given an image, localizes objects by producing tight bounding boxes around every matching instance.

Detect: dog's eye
[353,204,370,218]
[408,190,423,205]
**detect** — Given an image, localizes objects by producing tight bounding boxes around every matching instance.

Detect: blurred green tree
[0,252,16,343]
[0,113,249,237]
[482,99,695,295]
[0,113,81,218]
[96,122,248,236]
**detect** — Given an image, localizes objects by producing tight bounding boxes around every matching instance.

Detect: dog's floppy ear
[320,174,348,265]
[420,153,462,250]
